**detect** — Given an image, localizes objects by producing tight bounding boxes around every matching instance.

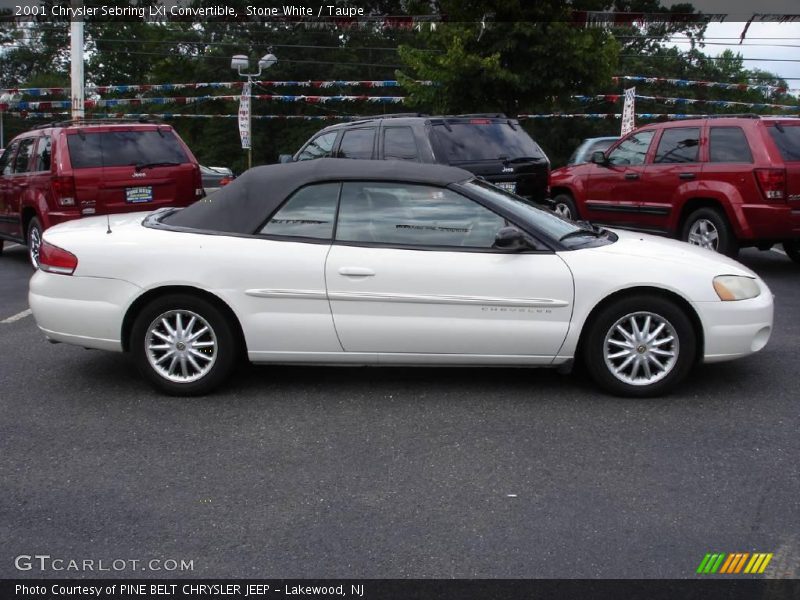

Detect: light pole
[232,52,277,169]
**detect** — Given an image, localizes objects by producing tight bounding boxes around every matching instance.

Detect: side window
[383,127,419,161]
[608,130,655,166]
[259,182,340,240]
[13,138,36,173]
[654,127,701,163]
[338,128,375,159]
[0,141,18,176]
[336,182,508,249]
[296,131,337,161]
[709,127,753,163]
[35,136,52,172]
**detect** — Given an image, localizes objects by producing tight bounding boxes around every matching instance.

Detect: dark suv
[0,120,203,267]
[549,116,800,261]
[289,114,551,206]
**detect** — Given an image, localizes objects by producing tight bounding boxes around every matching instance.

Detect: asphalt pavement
[1,243,798,579]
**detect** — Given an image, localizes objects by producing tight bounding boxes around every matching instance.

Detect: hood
[586,228,757,278]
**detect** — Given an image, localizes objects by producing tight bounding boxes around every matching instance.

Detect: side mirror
[591,150,608,166]
[279,154,294,164]
[493,226,534,252]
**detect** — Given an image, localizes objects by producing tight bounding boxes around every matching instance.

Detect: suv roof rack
[32,117,162,130]
[699,114,762,120]
[453,113,508,119]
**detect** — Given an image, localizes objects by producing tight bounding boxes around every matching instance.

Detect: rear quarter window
[767,125,800,162]
[67,129,189,169]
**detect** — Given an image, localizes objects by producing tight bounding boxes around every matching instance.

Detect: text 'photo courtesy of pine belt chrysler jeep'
[286,114,551,208]
[0,119,204,268]
[549,116,800,262]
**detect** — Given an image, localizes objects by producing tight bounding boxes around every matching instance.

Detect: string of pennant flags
[573,94,800,111]
[3,74,797,99]
[0,80,435,97]
[5,111,779,122]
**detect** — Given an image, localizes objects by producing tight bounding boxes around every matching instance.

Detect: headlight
[713,275,760,301]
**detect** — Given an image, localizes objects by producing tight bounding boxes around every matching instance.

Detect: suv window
[654,128,700,163]
[13,138,35,173]
[383,127,419,161]
[336,182,507,248]
[67,129,188,169]
[709,127,753,163]
[0,141,18,176]
[608,130,655,166]
[35,136,52,172]
[338,128,375,159]
[297,131,337,161]
[259,183,340,240]
[432,121,544,163]
[767,124,800,161]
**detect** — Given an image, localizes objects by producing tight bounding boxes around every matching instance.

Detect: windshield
[432,122,546,163]
[462,180,614,248]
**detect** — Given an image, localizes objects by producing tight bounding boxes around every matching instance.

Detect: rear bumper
[29,271,140,352]
[692,285,774,363]
[738,203,800,241]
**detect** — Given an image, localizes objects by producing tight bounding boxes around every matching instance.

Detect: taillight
[52,175,76,207]
[754,168,786,202]
[38,241,78,275]
[219,176,232,187]
[469,119,491,124]
[194,166,205,199]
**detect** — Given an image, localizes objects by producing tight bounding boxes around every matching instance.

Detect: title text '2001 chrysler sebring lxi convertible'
[29,159,773,397]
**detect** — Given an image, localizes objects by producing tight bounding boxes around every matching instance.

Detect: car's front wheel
[783,240,800,264]
[130,294,239,396]
[552,193,578,221]
[583,295,696,397]
[27,217,43,269]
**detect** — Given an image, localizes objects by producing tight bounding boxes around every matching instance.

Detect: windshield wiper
[559,228,603,242]
[503,156,543,163]
[135,161,180,171]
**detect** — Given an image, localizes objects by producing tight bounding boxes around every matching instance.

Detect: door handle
[679,173,696,180]
[338,267,375,277]
[624,173,640,180]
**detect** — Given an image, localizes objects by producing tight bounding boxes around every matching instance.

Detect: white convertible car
[29,159,773,397]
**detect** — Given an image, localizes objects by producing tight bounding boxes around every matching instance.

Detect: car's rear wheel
[131,294,238,396]
[0,239,4,255]
[583,295,696,397]
[27,217,43,269]
[552,193,578,221]
[681,207,738,257]
[783,240,800,264]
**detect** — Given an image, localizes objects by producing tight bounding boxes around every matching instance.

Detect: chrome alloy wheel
[28,226,42,268]
[145,310,218,383]
[553,203,573,220]
[603,312,679,387]
[687,218,719,250]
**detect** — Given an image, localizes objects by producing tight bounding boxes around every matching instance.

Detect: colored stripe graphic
[699,553,774,575]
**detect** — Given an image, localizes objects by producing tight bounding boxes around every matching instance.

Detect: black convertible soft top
[162,158,474,234]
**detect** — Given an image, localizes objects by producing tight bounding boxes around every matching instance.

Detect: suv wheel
[583,295,696,398]
[27,217,43,269]
[681,208,738,256]
[552,194,578,221]
[783,240,800,264]
[131,294,238,396]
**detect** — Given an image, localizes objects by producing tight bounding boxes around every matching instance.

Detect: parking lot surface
[1,243,798,578]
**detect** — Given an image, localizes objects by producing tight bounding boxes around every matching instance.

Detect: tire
[783,240,800,264]
[582,295,696,398]
[0,239,4,256]
[681,207,738,257]
[130,293,239,396]
[27,217,43,269]
[552,193,579,221]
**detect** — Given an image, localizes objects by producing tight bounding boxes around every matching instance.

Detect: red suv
[549,116,800,261]
[0,120,204,267]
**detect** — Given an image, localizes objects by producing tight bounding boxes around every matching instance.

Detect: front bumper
[692,284,774,363]
[29,271,140,352]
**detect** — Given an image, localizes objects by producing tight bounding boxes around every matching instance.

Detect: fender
[668,181,751,238]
